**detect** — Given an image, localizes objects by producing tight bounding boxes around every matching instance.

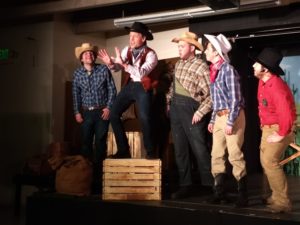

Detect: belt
[82,106,101,111]
[216,109,230,116]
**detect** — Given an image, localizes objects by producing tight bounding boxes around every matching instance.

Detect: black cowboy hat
[249,47,285,75]
[125,22,153,40]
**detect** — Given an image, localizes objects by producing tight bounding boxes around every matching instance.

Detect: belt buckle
[88,106,95,110]
[217,109,228,117]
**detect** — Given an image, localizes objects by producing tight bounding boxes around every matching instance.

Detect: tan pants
[260,124,294,207]
[211,110,247,180]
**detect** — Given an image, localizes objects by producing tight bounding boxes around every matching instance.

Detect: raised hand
[114,47,123,65]
[98,49,113,66]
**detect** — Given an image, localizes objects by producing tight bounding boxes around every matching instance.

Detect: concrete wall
[0,21,53,204]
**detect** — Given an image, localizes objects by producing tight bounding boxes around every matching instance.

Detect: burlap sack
[55,155,93,196]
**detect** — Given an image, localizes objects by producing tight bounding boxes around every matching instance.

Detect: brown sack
[55,155,93,196]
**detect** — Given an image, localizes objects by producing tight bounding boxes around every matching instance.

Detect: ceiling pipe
[114,0,283,28]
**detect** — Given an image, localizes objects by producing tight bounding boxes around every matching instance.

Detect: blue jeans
[81,109,109,164]
[110,81,154,155]
[170,94,213,187]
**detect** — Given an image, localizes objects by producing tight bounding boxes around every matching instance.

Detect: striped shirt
[166,55,212,118]
[210,61,245,126]
[72,63,117,114]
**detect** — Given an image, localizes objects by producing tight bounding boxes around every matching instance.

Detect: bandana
[131,45,146,59]
[209,58,224,83]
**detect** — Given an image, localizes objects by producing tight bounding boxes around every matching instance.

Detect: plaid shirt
[166,55,212,118]
[72,63,117,114]
[210,61,245,126]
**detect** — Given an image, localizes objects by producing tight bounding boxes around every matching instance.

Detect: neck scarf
[209,58,224,83]
[132,45,146,59]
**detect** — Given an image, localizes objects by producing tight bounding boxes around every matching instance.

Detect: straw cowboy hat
[172,31,203,51]
[125,22,154,40]
[249,47,285,75]
[204,34,232,62]
[75,43,98,59]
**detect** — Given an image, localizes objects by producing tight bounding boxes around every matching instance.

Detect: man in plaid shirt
[72,43,116,170]
[204,34,247,207]
[166,32,213,199]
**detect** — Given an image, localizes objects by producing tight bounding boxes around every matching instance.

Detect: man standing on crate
[72,43,117,192]
[250,47,296,213]
[98,22,158,159]
[204,34,248,207]
[166,31,213,199]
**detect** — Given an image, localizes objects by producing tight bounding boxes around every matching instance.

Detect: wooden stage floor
[26,173,300,225]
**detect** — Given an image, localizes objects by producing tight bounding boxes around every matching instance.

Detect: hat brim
[172,37,203,52]
[75,46,98,59]
[204,34,230,62]
[125,26,153,40]
[249,53,285,75]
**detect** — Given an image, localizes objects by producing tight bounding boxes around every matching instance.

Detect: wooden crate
[107,131,146,158]
[102,159,161,200]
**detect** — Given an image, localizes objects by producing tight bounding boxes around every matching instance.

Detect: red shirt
[257,75,296,136]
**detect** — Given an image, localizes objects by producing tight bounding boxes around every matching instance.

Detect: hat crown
[126,21,153,40]
[257,47,283,67]
[251,47,285,75]
[172,31,203,51]
[81,43,93,48]
[181,31,198,40]
[216,34,232,54]
[75,42,98,59]
[204,33,231,62]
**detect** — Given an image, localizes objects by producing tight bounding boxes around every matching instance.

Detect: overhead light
[198,0,240,10]
[114,6,213,28]
[113,0,280,28]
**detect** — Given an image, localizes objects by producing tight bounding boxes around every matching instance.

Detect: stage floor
[26,173,300,225]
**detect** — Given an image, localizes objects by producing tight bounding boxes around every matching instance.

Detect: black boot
[235,176,248,208]
[171,185,192,200]
[210,173,227,204]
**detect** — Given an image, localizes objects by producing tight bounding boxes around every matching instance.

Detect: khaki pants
[260,124,294,207]
[211,110,246,180]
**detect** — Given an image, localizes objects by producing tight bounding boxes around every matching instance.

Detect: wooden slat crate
[102,159,161,200]
[107,131,146,158]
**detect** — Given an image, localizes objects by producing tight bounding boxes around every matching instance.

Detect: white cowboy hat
[204,34,232,62]
[172,31,203,51]
[75,43,98,59]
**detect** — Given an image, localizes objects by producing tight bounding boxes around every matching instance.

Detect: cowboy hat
[204,34,232,62]
[249,47,285,75]
[125,22,153,40]
[172,31,203,51]
[75,43,98,59]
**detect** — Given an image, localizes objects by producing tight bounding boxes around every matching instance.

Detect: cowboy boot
[210,173,227,204]
[235,175,248,208]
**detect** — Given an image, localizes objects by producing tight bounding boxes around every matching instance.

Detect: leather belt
[82,106,101,111]
[216,109,230,116]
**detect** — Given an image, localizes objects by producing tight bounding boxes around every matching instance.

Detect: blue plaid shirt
[210,62,245,126]
[72,63,117,114]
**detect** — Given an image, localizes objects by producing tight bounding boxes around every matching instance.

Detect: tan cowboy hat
[204,34,232,62]
[75,43,98,59]
[172,31,203,51]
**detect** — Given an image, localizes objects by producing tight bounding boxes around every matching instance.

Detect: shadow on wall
[0,112,51,205]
